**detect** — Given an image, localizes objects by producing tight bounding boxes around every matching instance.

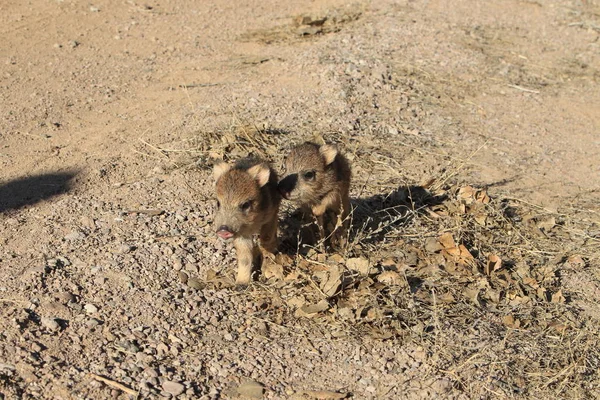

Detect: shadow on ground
[279,185,446,255]
[0,171,77,213]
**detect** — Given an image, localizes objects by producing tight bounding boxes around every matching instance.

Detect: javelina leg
[260,213,278,254]
[333,192,351,249]
[234,237,256,285]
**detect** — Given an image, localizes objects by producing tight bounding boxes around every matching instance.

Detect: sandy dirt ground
[1,0,599,398]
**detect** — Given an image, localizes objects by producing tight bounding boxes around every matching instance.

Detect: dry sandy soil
[1,0,599,399]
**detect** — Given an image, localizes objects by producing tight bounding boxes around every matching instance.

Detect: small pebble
[41,317,60,332]
[84,304,98,314]
[162,380,185,396]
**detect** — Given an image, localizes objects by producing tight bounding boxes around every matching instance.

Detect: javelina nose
[278,175,297,199]
[216,225,234,239]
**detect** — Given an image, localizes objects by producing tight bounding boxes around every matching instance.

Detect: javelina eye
[240,201,252,211]
[303,171,316,181]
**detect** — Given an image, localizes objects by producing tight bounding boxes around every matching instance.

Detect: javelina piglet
[213,157,281,284]
[278,142,351,248]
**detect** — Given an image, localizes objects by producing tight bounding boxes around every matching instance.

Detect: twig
[89,373,137,396]
[508,84,540,94]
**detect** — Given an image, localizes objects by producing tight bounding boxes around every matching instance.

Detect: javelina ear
[247,164,271,187]
[213,162,232,182]
[319,144,338,165]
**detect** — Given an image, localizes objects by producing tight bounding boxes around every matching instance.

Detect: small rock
[162,380,185,396]
[41,317,60,332]
[84,304,98,314]
[424,237,443,253]
[115,244,133,254]
[68,40,79,48]
[86,318,101,328]
[177,271,188,284]
[57,292,76,304]
[237,380,264,399]
[64,231,86,241]
[187,278,204,290]
[31,342,44,353]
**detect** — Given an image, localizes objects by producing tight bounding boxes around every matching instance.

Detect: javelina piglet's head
[278,142,340,205]
[213,160,272,240]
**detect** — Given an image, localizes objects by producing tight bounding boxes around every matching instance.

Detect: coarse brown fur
[278,142,351,248]
[213,157,281,284]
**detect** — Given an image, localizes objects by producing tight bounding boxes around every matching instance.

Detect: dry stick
[89,373,137,396]
[508,84,540,94]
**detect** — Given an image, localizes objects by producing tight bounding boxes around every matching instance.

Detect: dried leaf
[286,295,306,309]
[319,267,342,297]
[346,257,371,275]
[438,292,456,304]
[275,253,293,266]
[503,314,521,328]
[475,189,490,204]
[566,255,585,268]
[438,232,456,249]
[474,213,487,226]
[485,254,502,275]
[536,216,556,232]
[262,258,284,281]
[377,271,402,285]
[523,277,539,288]
[551,290,566,303]
[328,254,345,264]
[297,300,330,317]
[463,288,480,306]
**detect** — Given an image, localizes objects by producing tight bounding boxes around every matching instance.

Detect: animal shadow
[0,171,77,213]
[278,185,446,255]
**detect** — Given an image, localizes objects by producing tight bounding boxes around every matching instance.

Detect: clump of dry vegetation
[154,123,600,398]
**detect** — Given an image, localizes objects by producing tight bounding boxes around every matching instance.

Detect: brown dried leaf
[285,271,302,281]
[474,213,487,226]
[463,288,480,306]
[286,295,306,309]
[377,271,402,285]
[438,232,456,249]
[536,215,556,232]
[485,254,502,275]
[319,267,342,297]
[275,253,293,266]
[551,290,566,303]
[346,257,371,275]
[262,259,284,281]
[475,189,490,204]
[458,186,475,200]
[328,254,345,264]
[523,276,539,288]
[503,314,521,329]
[566,254,585,268]
[298,300,330,316]
[438,292,456,304]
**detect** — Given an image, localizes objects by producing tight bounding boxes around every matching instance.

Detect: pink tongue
[217,230,233,239]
